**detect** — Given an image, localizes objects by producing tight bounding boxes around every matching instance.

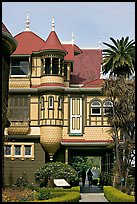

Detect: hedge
[29,192,80,202]
[103,186,135,202]
[29,186,81,202]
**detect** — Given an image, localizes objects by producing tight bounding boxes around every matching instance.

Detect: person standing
[87,169,93,186]
[81,169,86,187]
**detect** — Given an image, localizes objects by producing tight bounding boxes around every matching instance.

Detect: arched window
[103,100,113,115]
[91,100,101,115]
[48,96,54,109]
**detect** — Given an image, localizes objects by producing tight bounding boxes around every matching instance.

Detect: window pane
[92,108,101,114]
[91,101,101,106]
[49,96,53,108]
[25,145,31,155]
[9,96,29,121]
[11,59,29,75]
[52,58,58,74]
[58,97,62,109]
[45,58,50,74]
[104,101,113,107]
[4,145,11,155]
[64,64,67,80]
[14,145,21,155]
[104,107,113,114]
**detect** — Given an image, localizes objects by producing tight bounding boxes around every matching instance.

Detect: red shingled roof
[12,31,45,55]
[39,31,67,54]
[82,78,104,88]
[70,49,103,84]
[63,44,82,61]
[11,29,103,86]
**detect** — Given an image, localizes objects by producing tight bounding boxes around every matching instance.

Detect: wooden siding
[4,142,45,185]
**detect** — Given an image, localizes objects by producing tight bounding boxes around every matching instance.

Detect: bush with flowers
[34,162,79,187]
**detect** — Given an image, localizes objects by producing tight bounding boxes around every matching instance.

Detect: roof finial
[25,10,30,31]
[72,32,75,45]
[52,17,55,31]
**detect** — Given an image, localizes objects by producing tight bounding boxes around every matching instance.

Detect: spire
[25,10,30,31]
[52,16,55,31]
[72,32,75,45]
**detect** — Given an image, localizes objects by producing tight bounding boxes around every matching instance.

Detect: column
[65,147,68,164]
[50,57,52,74]
[62,60,64,76]
[58,58,60,75]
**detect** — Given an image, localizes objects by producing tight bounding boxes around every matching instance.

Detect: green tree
[70,156,88,174]
[102,37,135,77]
[102,76,135,192]
[86,157,101,169]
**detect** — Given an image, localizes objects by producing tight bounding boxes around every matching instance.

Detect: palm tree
[102,76,135,190]
[102,37,135,77]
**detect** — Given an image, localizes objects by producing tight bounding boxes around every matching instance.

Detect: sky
[2,2,135,49]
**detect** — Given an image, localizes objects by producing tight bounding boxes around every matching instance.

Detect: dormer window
[10,58,29,76]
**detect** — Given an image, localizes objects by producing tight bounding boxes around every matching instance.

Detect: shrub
[29,191,80,202]
[15,172,28,187]
[34,162,79,187]
[37,188,53,200]
[103,186,135,202]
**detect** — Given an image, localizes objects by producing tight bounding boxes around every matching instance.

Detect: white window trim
[10,75,29,78]
[91,101,101,115]
[103,101,113,115]
[70,97,83,135]
[4,142,34,160]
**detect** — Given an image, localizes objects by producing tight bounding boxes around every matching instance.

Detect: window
[64,63,67,80]
[58,97,62,109]
[103,100,113,115]
[4,145,11,155]
[9,95,29,121]
[24,145,31,156]
[11,58,29,76]
[45,58,50,74]
[52,58,59,74]
[4,143,34,160]
[14,145,21,156]
[41,96,45,110]
[91,101,101,115]
[48,96,54,109]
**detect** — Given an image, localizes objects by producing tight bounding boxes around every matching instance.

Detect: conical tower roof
[39,17,67,55]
